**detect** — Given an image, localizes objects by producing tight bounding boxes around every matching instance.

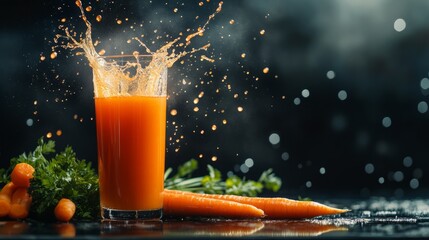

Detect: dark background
[1,0,429,198]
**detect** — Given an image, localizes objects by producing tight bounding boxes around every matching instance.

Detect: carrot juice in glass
[93,55,167,220]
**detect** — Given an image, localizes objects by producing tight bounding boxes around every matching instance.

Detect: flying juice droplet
[201,55,215,63]
[50,52,58,59]
[263,67,269,74]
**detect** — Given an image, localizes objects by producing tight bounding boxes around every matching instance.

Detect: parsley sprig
[164,159,282,196]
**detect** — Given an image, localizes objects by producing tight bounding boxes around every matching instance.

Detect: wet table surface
[1,197,429,239]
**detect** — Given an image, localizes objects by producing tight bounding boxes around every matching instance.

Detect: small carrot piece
[11,163,35,188]
[163,190,265,219]
[164,189,349,219]
[54,198,76,222]
[0,182,17,217]
[8,187,32,219]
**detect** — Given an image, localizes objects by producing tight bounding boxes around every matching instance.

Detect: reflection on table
[0,219,347,238]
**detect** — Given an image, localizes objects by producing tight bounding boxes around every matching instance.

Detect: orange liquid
[95,96,166,211]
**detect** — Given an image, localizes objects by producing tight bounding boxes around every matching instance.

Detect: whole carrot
[0,182,17,217]
[54,198,76,222]
[164,189,349,219]
[163,190,265,219]
[11,163,35,188]
[8,187,32,219]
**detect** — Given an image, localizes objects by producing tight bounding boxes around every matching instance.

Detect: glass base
[101,207,162,221]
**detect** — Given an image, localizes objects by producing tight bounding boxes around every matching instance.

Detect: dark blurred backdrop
[1,0,429,198]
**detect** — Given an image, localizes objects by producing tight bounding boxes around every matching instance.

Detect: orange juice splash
[56,0,223,98]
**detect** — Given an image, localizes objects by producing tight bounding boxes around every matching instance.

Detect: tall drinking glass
[93,55,167,220]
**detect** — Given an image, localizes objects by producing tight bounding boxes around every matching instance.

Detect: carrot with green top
[8,187,32,219]
[163,190,265,219]
[11,163,35,188]
[164,189,349,219]
[0,182,17,217]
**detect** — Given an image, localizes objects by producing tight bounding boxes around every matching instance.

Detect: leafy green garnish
[164,159,282,197]
[0,138,54,183]
[0,137,99,220]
